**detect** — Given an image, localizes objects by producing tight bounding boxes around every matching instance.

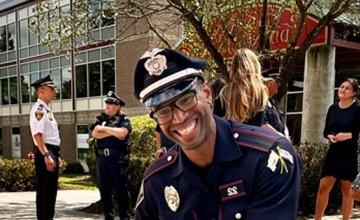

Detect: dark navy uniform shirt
[89,112,132,158]
[135,116,300,220]
[265,98,286,134]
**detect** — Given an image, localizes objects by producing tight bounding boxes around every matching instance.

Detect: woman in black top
[315,78,360,220]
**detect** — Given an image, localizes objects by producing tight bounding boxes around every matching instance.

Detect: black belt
[96,148,122,157]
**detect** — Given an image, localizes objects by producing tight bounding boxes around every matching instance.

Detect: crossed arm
[92,125,129,140]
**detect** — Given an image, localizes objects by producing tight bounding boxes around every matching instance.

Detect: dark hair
[207,77,225,100]
[345,78,359,98]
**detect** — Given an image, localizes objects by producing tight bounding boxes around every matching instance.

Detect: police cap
[105,91,125,106]
[133,48,208,108]
[30,74,56,89]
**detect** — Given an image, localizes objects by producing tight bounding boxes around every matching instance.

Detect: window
[30,72,39,102]
[11,127,21,159]
[286,114,302,145]
[9,77,18,104]
[61,67,71,99]
[88,62,100,96]
[51,69,61,99]
[76,65,87,98]
[1,78,9,104]
[21,74,30,103]
[0,26,6,52]
[102,60,115,93]
[19,19,29,48]
[74,46,115,99]
[286,93,303,112]
[7,23,15,51]
[77,125,89,160]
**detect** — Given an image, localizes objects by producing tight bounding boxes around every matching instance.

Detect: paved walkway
[1,190,360,219]
[0,190,102,219]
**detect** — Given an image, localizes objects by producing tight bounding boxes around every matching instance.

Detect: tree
[31,0,360,100]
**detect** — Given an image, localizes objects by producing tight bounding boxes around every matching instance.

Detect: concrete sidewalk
[1,190,360,219]
[0,190,102,219]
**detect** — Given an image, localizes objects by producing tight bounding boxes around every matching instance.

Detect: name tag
[219,179,246,202]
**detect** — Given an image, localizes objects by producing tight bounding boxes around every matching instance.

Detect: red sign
[269,8,328,51]
[179,5,328,58]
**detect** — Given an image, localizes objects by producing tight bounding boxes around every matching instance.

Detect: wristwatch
[43,152,50,158]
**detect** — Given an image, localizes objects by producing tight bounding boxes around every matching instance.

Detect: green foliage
[0,159,35,192]
[129,115,157,159]
[296,142,341,217]
[63,161,85,174]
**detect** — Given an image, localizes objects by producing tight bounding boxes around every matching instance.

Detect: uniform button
[167,156,172,161]
[233,132,239,139]
[235,212,242,219]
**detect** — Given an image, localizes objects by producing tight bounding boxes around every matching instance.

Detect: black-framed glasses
[151,90,198,125]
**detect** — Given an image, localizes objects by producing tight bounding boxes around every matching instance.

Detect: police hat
[30,74,56,89]
[262,68,282,84]
[133,48,208,108]
[105,91,125,106]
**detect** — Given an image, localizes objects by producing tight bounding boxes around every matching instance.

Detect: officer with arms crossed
[30,74,61,220]
[133,48,301,220]
[90,91,132,220]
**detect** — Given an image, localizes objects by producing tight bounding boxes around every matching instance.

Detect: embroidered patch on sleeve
[35,110,44,121]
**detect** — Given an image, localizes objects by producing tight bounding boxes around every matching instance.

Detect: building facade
[0,0,148,162]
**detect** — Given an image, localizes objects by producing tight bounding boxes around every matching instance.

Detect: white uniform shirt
[30,99,61,146]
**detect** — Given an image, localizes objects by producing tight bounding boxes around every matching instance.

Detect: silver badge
[164,185,180,212]
[144,54,167,76]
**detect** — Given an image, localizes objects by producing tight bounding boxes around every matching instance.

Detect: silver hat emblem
[144,54,167,76]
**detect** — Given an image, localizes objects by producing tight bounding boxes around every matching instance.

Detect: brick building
[0,0,149,162]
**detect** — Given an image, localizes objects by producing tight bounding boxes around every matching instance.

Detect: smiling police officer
[30,74,61,220]
[90,91,132,220]
[133,48,301,220]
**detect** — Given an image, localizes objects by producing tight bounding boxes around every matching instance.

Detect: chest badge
[164,185,180,212]
[47,110,54,121]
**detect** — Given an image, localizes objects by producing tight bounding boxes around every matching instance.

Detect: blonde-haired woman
[220,48,270,127]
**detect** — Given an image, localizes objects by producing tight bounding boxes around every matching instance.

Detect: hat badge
[144,54,167,76]
[164,185,180,212]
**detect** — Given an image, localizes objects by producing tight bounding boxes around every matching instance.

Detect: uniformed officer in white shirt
[29,74,61,220]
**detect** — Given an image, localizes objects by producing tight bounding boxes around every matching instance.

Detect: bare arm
[91,125,113,139]
[33,133,55,171]
[101,126,129,140]
[92,125,129,140]
[33,133,48,155]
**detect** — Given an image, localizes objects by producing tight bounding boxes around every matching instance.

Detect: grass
[59,174,97,190]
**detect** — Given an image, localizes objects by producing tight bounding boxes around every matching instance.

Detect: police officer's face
[156,83,215,151]
[105,102,120,116]
[38,85,57,102]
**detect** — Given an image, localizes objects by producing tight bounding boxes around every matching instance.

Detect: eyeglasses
[151,90,198,125]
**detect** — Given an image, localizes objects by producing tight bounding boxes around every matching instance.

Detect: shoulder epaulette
[37,104,44,111]
[231,128,281,153]
[143,150,178,181]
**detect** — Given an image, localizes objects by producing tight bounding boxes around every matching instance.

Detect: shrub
[0,159,35,192]
[63,161,85,174]
[296,142,342,217]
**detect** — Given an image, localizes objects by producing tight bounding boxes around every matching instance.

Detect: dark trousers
[34,145,60,220]
[96,155,130,220]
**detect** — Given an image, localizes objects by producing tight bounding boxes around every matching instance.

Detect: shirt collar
[37,98,50,110]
